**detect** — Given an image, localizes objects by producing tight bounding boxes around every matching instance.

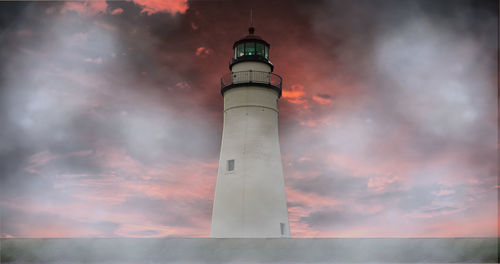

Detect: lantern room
[230,27,273,71]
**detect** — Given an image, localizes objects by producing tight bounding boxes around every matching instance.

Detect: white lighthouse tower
[210,25,290,238]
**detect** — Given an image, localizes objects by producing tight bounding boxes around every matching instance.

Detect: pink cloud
[45,7,56,15]
[191,22,199,30]
[174,81,191,90]
[312,95,332,105]
[25,151,59,174]
[367,175,400,193]
[133,0,189,15]
[432,188,456,196]
[13,145,217,237]
[84,57,103,64]
[111,8,124,15]
[62,1,107,16]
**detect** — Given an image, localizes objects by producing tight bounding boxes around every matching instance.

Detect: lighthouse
[210,25,290,238]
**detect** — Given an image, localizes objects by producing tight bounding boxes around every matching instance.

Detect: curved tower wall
[211,61,290,237]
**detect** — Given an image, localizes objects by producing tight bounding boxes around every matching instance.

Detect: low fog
[0,0,497,240]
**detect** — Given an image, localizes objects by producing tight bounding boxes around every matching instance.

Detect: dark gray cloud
[281,0,497,235]
[308,0,497,158]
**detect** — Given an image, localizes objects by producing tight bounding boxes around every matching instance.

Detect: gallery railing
[221,70,282,97]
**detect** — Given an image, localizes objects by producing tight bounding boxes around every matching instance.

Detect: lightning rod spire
[249,8,254,34]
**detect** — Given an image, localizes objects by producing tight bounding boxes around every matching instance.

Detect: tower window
[280,223,285,235]
[227,159,235,171]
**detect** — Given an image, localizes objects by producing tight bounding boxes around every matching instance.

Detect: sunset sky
[0,0,497,238]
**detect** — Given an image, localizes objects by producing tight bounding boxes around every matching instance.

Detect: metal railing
[221,70,282,92]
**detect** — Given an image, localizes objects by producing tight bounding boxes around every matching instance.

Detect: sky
[0,0,497,238]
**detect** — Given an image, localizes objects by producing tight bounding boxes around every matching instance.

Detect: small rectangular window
[265,46,269,59]
[280,223,285,235]
[227,159,235,171]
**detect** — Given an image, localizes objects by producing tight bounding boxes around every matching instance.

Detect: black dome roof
[233,27,270,49]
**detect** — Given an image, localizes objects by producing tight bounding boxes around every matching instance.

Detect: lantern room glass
[234,42,269,59]
[256,43,265,57]
[237,43,244,57]
[245,42,255,55]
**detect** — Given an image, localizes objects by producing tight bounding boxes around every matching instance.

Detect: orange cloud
[282,84,306,104]
[195,47,213,57]
[62,1,188,16]
[133,0,189,15]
